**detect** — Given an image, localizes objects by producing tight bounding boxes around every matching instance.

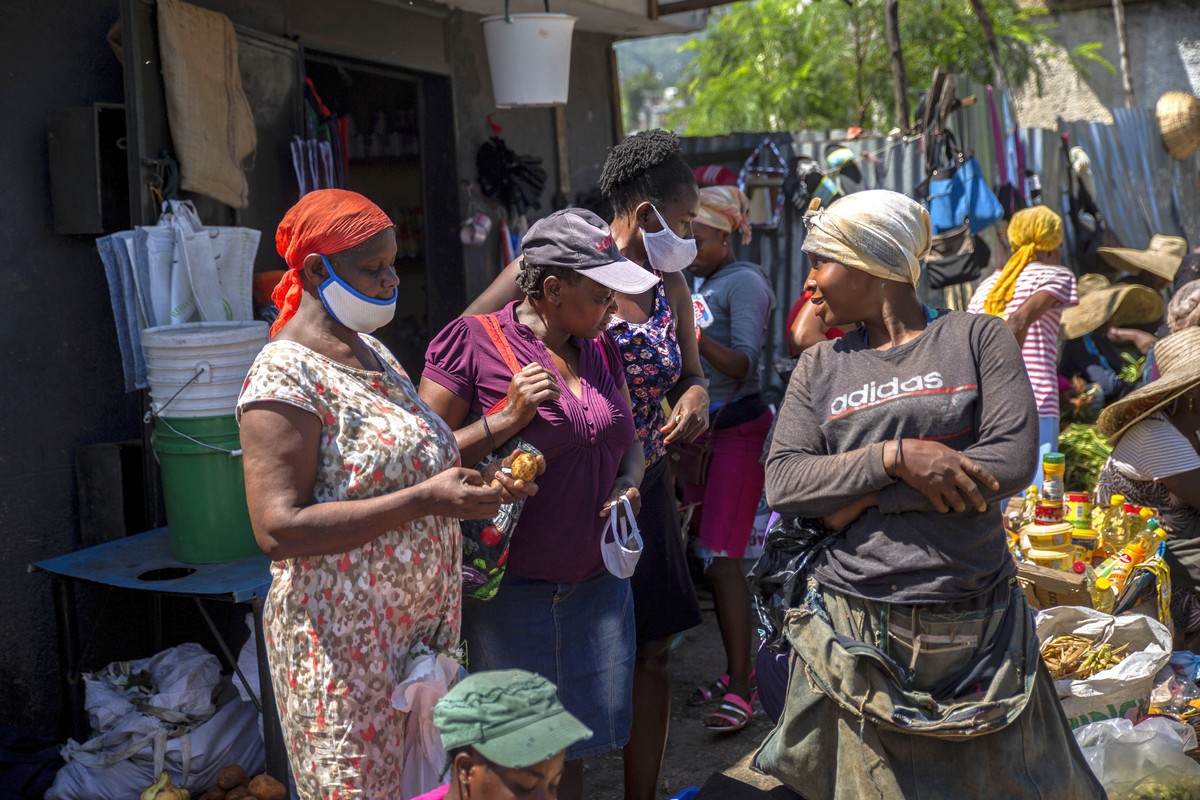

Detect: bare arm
[601,381,647,521]
[661,271,710,443]
[1107,327,1157,355]
[240,402,501,560]
[1161,468,1200,510]
[789,297,830,354]
[1005,289,1062,347]
[462,258,524,316]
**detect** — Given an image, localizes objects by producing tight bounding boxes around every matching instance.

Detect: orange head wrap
[270,189,394,338]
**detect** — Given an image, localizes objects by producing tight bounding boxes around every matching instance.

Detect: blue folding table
[30,527,288,783]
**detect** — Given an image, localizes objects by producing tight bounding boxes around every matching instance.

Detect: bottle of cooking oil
[1097,494,1130,550]
[1073,560,1115,613]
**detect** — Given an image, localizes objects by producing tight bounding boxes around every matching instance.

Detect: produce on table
[247,774,287,800]
[1108,771,1200,800]
[217,765,247,791]
[199,766,281,800]
[1040,634,1129,680]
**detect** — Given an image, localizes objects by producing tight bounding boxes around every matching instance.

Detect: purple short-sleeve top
[423,301,635,583]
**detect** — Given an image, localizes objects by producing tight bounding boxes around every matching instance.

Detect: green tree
[671,0,1110,135]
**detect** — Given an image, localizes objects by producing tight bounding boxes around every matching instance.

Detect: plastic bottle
[1099,494,1129,550]
[1041,453,1066,504]
[1106,522,1167,594]
[1093,576,1115,614]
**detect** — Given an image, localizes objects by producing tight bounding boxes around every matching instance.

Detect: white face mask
[601,495,643,579]
[642,205,697,273]
[317,255,397,333]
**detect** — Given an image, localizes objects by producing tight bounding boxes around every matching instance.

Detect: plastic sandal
[687,674,729,706]
[703,691,754,732]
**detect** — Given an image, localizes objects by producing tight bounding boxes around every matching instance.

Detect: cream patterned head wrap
[695,186,753,244]
[801,190,931,286]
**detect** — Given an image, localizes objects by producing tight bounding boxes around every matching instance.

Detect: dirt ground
[580,595,785,800]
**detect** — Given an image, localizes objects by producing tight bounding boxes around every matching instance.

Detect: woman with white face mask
[237,189,538,800]
[463,130,709,800]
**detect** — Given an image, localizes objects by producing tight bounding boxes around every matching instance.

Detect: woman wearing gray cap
[420,208,653,800]
[414,669,592,800]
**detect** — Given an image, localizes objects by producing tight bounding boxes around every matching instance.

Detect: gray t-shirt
[694,261,775,403]
[765,310,1037,603]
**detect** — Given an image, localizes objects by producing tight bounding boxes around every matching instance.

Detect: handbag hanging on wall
[923,220,992,290]
[920,131,1003,235]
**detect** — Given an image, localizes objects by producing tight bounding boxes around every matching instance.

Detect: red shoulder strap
[473,314,521,416]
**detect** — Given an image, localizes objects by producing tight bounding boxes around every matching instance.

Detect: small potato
[202,790,226,800]
[217,766,247,791]
[224,787,252,800]
[248,775,286,800]
[509,451,539,483]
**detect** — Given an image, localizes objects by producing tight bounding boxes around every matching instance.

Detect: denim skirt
[462,569,636,760]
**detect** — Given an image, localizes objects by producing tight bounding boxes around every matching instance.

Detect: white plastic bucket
[481,13,577,107]
[141,321,269,418]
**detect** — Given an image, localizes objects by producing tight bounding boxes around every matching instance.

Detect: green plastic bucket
[151,415,261,564]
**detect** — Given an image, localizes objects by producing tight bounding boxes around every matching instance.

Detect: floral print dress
[237,336,461,800]
[608,278,683,465]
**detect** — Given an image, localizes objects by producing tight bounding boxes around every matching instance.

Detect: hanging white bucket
[141,321,269,418]
[481,11,577,107]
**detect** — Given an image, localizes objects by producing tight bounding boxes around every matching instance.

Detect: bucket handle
[504,0,551,23]
[142,363,212,424]
[152,416,243,458]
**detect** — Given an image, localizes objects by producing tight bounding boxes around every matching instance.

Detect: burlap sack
[157,0,257,208]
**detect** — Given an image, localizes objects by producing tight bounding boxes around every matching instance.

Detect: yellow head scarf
[983,206,1063,316]
[695,186,753,244]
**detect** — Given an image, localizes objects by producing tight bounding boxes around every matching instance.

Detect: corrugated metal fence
[681,94,1200,404]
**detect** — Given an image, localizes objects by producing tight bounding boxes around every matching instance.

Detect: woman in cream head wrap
[758,189,1102,798]
[967,205,1078,486]
[682,185,774,733]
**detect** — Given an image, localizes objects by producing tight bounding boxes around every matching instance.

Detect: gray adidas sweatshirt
[766,310,1037,603]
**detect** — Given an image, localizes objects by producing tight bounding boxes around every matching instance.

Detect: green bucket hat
[434,670,592,769]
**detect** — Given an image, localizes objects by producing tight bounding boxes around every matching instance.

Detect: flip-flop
[687,674,729,707]
[704,691,754,733]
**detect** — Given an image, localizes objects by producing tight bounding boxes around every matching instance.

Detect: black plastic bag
[748,515,841,651]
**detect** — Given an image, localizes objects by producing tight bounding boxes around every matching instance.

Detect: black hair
[1174,251,1200,292]
[515,259,582,299]
[598,129,697,219]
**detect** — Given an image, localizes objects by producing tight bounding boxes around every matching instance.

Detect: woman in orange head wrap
[238,189,539,799]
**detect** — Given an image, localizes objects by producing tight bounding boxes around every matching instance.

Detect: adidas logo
[830,372,945,416]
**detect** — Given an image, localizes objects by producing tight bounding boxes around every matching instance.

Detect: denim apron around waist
[752,576,1106,800]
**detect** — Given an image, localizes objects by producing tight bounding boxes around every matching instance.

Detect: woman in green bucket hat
[414,669,592,800]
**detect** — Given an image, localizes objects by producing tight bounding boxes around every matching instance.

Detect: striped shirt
[968,263,1078,417]
[1112,413,1200,481]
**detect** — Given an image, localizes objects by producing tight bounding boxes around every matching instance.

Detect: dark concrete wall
[0,0,618,737]
[0,0,144,733]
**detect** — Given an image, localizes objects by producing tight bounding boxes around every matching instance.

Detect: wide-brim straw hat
[1098,326,1200,444]
[1098,234,1188,282]
[1060,273,1164,340]
[1157,91,1200,160]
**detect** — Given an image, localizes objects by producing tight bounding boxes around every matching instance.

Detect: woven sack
[157,0,257,208]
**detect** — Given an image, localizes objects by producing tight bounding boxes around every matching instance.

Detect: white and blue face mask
[318,255,397,333]
[642,204,697,273]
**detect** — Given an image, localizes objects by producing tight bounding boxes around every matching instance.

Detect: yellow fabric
[801,190,931,286]
[695,186,753,244]
[983,206,1063,316]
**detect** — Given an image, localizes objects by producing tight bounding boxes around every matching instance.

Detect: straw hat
[1060,273,1164,340]
[1097,327,1200,444]
[1157,91,1200,160]
[1098,235,1188,282]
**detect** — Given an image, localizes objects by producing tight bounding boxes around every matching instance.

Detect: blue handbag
[922,132,1003,235]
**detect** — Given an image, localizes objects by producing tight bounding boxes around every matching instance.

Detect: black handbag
[923,221,991,290]
[747,515,842,651]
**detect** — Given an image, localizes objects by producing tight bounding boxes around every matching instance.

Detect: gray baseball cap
[521,208,660,294]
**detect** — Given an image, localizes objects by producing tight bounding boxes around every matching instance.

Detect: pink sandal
[688,674,730,706]
[704,691,755,732]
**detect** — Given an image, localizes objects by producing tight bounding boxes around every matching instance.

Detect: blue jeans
[462,570,636,760]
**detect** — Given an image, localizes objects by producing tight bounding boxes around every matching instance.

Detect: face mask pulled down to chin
[317,255,397,333]
[642,205,697,273]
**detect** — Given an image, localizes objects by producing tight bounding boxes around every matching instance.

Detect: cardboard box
[1016,562,1092,610]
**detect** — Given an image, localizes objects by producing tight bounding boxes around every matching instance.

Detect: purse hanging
[738,139,788,231]
[667,381,743,487]
[923,220,992,290]
[459,314,542,602]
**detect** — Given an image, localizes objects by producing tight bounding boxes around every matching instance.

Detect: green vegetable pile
[1109,769,1200,799]
[1059,422,1113,490]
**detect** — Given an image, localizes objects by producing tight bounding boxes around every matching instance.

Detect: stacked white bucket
[141,322,269,418]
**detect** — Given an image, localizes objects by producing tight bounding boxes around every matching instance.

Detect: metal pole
[1112,0,1136,108]
[51,577,87,742]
